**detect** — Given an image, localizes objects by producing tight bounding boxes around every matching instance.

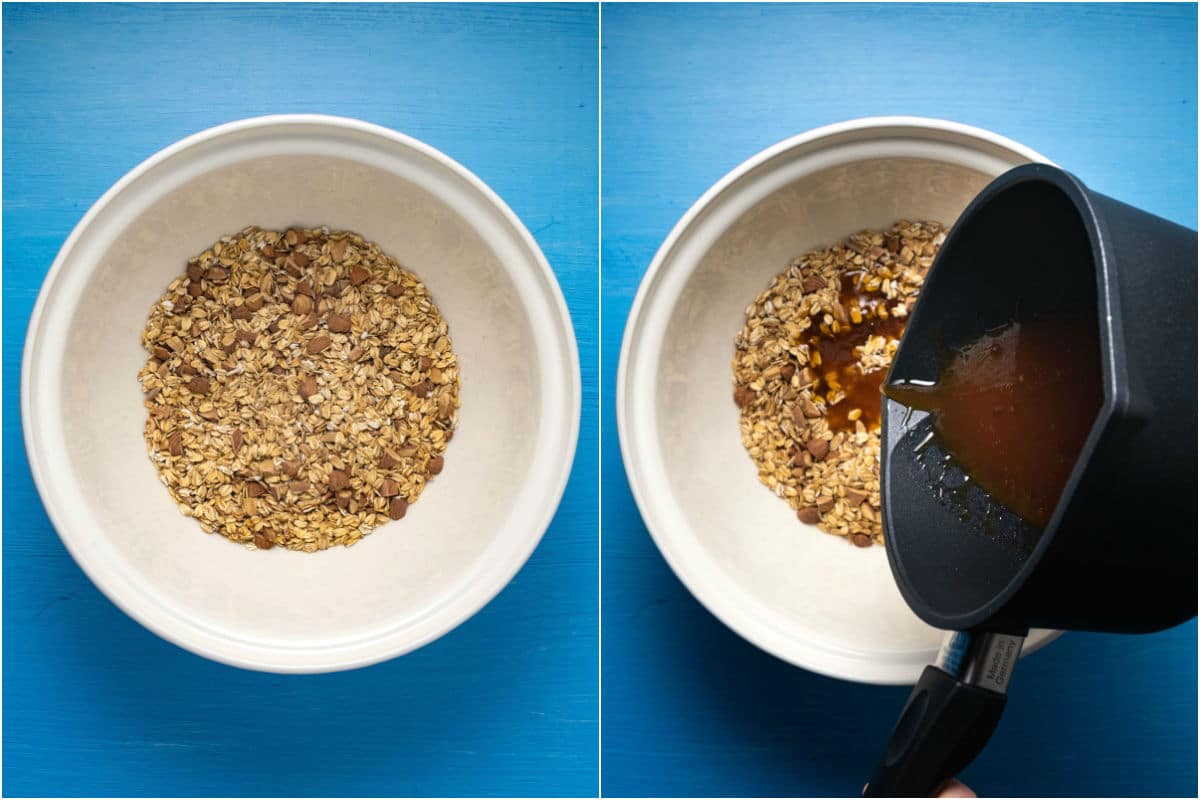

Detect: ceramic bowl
[618,117,1060,684]
[22,115,580,672]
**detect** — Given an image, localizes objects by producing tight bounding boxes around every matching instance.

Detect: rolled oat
[137,226,460,552]
[732,221,945,545]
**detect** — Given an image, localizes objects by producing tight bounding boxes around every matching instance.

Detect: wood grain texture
[2,4,598,797]
[600,3,1197,797]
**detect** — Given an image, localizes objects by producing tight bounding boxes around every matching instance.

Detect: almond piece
[845,488,869,507]
[327,313,351,333]
[806,437,830,460]
[388,497,408,520]
[306,335,331,354]
[328,469,349,492]
[791,404,806,425]
[797,506,821,524]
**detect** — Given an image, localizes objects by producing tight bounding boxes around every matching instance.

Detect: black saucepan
[865,164,1198,796]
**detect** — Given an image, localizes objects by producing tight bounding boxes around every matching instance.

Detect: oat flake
[731,221,945,546]
[137,226,460,552]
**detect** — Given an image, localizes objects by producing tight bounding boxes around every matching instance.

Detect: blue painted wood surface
[3,4,598,797]
[601,4,1197,797]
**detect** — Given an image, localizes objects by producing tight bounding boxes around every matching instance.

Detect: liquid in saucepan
[884,314,1103,529]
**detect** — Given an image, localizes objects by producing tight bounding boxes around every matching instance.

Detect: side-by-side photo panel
[602,3,1197,797]
[4,3,598,797]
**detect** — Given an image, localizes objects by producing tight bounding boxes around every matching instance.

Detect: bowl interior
[25,121,576,670]
[623,130,1057,682]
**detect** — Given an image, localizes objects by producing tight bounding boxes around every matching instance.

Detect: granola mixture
[138,226,459,552]
[732,221,945,547]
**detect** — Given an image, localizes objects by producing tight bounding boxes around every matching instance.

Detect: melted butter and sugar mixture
[813,272,908,433]
[884,314,1103,529]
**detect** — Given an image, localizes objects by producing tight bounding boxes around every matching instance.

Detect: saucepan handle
[863,664,1006,796]
[863,631,1024,797]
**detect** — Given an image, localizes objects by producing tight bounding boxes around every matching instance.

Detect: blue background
[601,4,1197,797]
[3,4,597,797]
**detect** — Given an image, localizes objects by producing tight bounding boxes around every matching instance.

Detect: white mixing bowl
[22,115,580,672]
[618,117,1060,684]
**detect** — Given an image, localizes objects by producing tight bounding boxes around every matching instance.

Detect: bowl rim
[616,116,1062,685]
[21,114,582,673]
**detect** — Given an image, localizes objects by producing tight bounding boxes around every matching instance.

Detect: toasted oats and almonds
[732,221,946,547]
[138,226,459,552]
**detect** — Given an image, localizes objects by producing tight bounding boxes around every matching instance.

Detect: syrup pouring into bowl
[865,164,1198,796]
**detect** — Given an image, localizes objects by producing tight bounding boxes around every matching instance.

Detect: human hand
[936,777,976,797]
